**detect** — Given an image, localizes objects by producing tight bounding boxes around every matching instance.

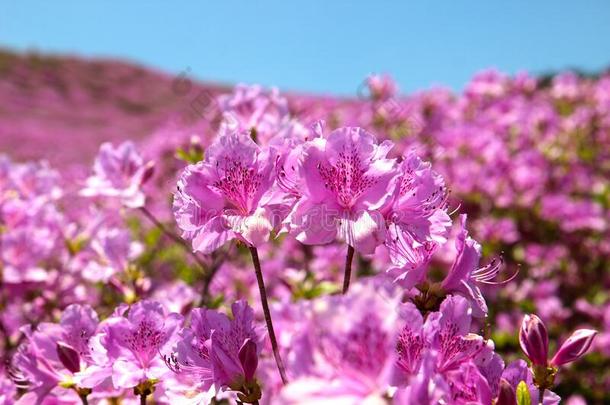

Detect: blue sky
[2,1,610,95]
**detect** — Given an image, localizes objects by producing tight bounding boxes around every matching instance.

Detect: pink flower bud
[141,161,155,185]
[56,342,81,373]
[519,314,549,366]
[550,329,597,367]
[238,338,258,382]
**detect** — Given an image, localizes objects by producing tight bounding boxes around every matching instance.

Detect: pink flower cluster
[1,67,608,404]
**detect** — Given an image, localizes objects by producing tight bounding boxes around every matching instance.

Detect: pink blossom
[441,215,510,316]
[173,129,283,253]
[81,141,154,208]
[285,127,399,254]
[82,300,182,390]
[10,305,99,403]
[384,153,451,286]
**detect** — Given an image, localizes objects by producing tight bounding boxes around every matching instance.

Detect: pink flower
[10,305,99,403]
[384,153,451,286]
[275,281,403,403]
[285,127,399,254]
[168,301,261,400]
[441,215,512,316]
[81,141,154,208]
[87,300,183,389]
[366,74,398,101]
[217,84,289,144]
[173,130,283,253]
[82,226,143,283]
[428,295,485,373]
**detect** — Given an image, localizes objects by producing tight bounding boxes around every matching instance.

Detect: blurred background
[1,1,610,164]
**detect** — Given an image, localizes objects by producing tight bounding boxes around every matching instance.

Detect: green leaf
[516,381,532,405]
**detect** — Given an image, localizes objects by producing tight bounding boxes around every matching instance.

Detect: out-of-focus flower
[366,74,398,101]
[81,141,154,208]
[217,83,289,144]
[10,305,99,403]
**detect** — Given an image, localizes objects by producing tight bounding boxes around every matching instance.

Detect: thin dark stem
[342,245,355,294]
[140,393,147,405]
[79,394,89,405]
[538,388,544,405]
[249,247,288,385]
[198,246,231,307]
[138,206,207,271]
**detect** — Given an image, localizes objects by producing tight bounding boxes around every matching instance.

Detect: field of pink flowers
[1,52,609,404]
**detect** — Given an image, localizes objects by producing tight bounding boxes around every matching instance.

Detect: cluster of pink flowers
[1,66,609,403]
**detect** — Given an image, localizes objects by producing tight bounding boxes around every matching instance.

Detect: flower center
[317,147,376,207]
[213,159,262,213]
[396,327,425,374]
[125,321,164,365]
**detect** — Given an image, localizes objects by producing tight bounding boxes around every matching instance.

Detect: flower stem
[140,393,147,405]
[538,387,544,405]
[248,247,288,385]
[138,206,208,272]
[342,245,355,294]
[79,395,89,405]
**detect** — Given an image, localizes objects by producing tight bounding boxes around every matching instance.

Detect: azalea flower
[81,141,154,208]
[168,300,261,401]
[79,300,182,391]
[441,215,515,316]
[384,153,451,287]
[217,84,290,144]
[10,305,100,403]
[285,126,398,254]
[173,129,282,253]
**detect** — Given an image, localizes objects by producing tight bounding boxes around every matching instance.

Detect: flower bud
[519,314,549,366]
[550,329,597,367]
[238,338,258,382]
[56,342,81,373]
[496,379,516,405]
[141,161,155,185]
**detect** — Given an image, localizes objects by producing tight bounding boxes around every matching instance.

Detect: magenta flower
[285,126,399,254]
[209,301,261,390]
[81,141,154,208]
[173,129,281,253]
[217,84,289,144]
[395,302,426,375]
[10,305,99,403]
[500,360,561,405]
[82,226,143,283]
[384,153,451,287]
[276,281,402,403]
[96,300,183,389]
[441,215,514,316]
[168,301,261,402]
[428,295,485,373]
